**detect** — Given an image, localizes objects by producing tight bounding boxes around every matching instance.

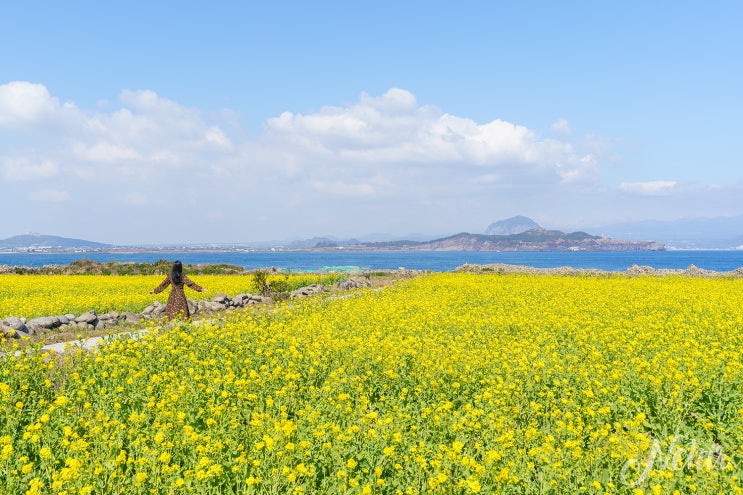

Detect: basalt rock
[290,284,328,299]
[336,277,371,290]
[28,316,61,329]
[1,316,30,338]
[198,300,225,312]
[75,311,98,324]
[2,316,27,331]
[120,312,143,324]
[143,301,166,316]
[210,294,230,305]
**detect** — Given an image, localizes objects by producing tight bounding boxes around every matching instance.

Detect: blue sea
[1,250,743,273]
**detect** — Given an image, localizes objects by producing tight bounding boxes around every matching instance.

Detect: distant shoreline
[3,250,743,274]
[2,246,742,255]
[2,257,743,278]
[0,245,669,255]
[2,246,743,258]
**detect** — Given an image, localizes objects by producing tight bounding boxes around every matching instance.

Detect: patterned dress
[152,274,204,319]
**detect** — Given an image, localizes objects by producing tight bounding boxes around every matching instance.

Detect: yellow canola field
[0,273,340,319]
[2,272,743,494]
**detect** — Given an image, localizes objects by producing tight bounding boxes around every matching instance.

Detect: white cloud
[550,118,571,134]
[463,119,537,165]
[0,81,247,225]
[0,81,58,128]
[72,142,142,163]
[260,88,599,185]
[203,126,234,151]
[119,89,164,110]
[619,180,678,196]
[0,81,83,132]
[360,87,418,112]
[28,188,69,202]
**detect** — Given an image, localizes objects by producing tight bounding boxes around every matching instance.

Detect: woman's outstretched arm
[150,277,171,294]
[183,275,207,292]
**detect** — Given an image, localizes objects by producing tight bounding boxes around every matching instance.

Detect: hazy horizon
[6,211,743,250]
[2,3,741,245]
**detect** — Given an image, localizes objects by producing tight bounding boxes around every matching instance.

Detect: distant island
[337,228,664,252]
[291,216,664,252]
[0,234,114,253]
[0,217,665,254]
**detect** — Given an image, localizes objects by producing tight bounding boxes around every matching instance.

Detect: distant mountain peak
[485,216,541,235]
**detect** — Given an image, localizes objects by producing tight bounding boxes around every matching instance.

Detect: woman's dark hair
[171,260,183,284]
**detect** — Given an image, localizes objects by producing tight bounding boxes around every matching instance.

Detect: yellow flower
[24,477,43,495]
[134,472,147,486]
[466,478,481,493]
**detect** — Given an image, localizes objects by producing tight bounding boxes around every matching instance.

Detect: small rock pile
[289,284,329,299]
[336,276,372,290]
[287,277,372,298]
[1,310,144,339]
[141,293,275,317]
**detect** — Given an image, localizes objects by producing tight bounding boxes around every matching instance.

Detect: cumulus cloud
[71,142,142,163]
[0,81,234,177]
[0,81,82,132]
[260,88,599,186]
[619,180,678,196]
[550,118,571,134]
[203,126,234,151]
[0,81,59,128]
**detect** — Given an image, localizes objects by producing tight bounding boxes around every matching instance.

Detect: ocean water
[1,250,743,273]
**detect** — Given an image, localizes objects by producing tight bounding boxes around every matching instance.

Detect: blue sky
[1,1,741,244]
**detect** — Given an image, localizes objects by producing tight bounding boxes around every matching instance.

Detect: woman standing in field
[150,260,207,319]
